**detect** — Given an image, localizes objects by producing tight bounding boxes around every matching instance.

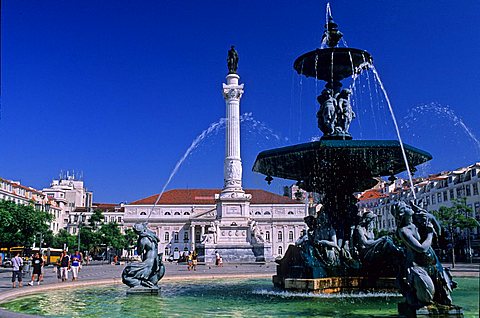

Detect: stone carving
[391,201,456,308]
[208,220,220,244]
[223,88,243,100]
[224,160,242,187]
[122,223,165,290]
[227,45,238,74]
[248,219,265,243]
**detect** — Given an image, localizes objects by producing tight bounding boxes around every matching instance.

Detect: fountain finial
[321,10,343,48]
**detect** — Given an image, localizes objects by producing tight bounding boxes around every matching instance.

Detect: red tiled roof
[358,189,388,201]
[130,189,300,205]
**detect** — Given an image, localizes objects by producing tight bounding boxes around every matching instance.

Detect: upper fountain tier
[293,14,372,88]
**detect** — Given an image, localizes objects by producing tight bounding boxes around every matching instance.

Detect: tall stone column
[220,73,246,198]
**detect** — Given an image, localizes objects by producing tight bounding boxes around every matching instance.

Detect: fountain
[252,5,463,317]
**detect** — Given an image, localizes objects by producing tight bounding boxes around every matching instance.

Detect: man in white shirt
[11,252,24,288]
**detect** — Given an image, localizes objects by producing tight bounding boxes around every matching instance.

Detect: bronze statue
[317,89,337,135]
[227,45,239,74]
[122,223,165,290]
[336,89,355,134]
[392,201,456,308]
[351,211,403,275]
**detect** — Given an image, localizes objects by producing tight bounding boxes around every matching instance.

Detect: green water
[1,278,478,317]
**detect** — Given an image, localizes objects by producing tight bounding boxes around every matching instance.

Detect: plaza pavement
[0,261,477,318]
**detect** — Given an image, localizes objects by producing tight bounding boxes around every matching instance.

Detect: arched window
[164,232,170,242]
[184,212,190,215]
[254,211,261,215]
[164,212,171,216]
[265,231,270,242]
[264,211,271,215]
[278,246,283,255]
[278,231,283,242]
[174,212,181,216]
[288,231,294,242]
[287,211,294,215]
[174,247,179,252]
[183,231,189,241]
[164,247,169,256]
[183,247,189,251]
[140,212,147,216]
[174,232,179,242]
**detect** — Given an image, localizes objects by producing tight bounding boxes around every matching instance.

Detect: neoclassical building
[124,189,305,261]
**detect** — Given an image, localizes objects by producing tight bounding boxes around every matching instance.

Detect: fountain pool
[1,278,478,317]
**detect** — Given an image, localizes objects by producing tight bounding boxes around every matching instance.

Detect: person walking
[59,250,70,282]
[28,252,44,286]
[192,250,198,271]
[11,252,23,288]
[215,251,220,267]
[70,250,81,281]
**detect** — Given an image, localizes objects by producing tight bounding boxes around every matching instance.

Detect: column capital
[222,83,244,101]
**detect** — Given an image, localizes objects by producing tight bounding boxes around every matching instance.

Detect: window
[174,232,179,242]
[164,247,169,256]
[174,212,181,216]
[278,231,283,242]
[432,195,436,205]
[164,232,170,242]
[184,231,189,241]
[287,211,294,215]
[140,212,147,216]
[450,189,455,200]
[164,212,171,216]
[278,246,283,255]
[254,211,261,215]
[265,231,270,242]
[183,247,189,251]
[195,231,201,241]
[443,191,448,201]
[473,183,479,196]
[288,231,294,242]
[466,185,471,196]
[457,187,463,198]
[437,193,442,203]
[174,247,179,252]
[264,211,271,215]
[184,212,190,215]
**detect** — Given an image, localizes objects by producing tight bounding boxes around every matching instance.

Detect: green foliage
[98,222,126,251]
[124,228,137,250]
[89,209,104,229]
[0,200,53,248]
[432,198,479,235]
[52,229,76,250]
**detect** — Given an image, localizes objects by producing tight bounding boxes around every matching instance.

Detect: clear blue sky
[1,1,479,203]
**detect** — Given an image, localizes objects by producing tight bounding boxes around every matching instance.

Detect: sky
[1,1,479,203]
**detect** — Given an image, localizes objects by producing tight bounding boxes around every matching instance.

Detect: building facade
[357,162,480,234]
[0,177,63,233]
[124,189,305,261]
[42,174,93,234]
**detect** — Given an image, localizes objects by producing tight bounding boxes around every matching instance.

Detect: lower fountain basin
[1,278,477,317]
[252,139,432,192]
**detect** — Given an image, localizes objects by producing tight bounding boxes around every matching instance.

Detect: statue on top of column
[227,45,239,74]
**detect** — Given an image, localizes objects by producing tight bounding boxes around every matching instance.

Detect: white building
[124,189,305,261]
[357,162,480,234]
[0,177,63,233]
[42,174,93,234]
[71,202,125,234]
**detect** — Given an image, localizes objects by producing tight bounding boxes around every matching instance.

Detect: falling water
[403,102,480,153]
[370,66,417,199]
[362,55,378,135]
[314,54,319,97]
[147,113,281,219]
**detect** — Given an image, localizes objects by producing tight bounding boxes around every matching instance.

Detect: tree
[98,222,126,252]
[0,200,53,248]
[89,209,104,229]
[432,198,479,267]
[53,229,77,250]
[78,226,101,254]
